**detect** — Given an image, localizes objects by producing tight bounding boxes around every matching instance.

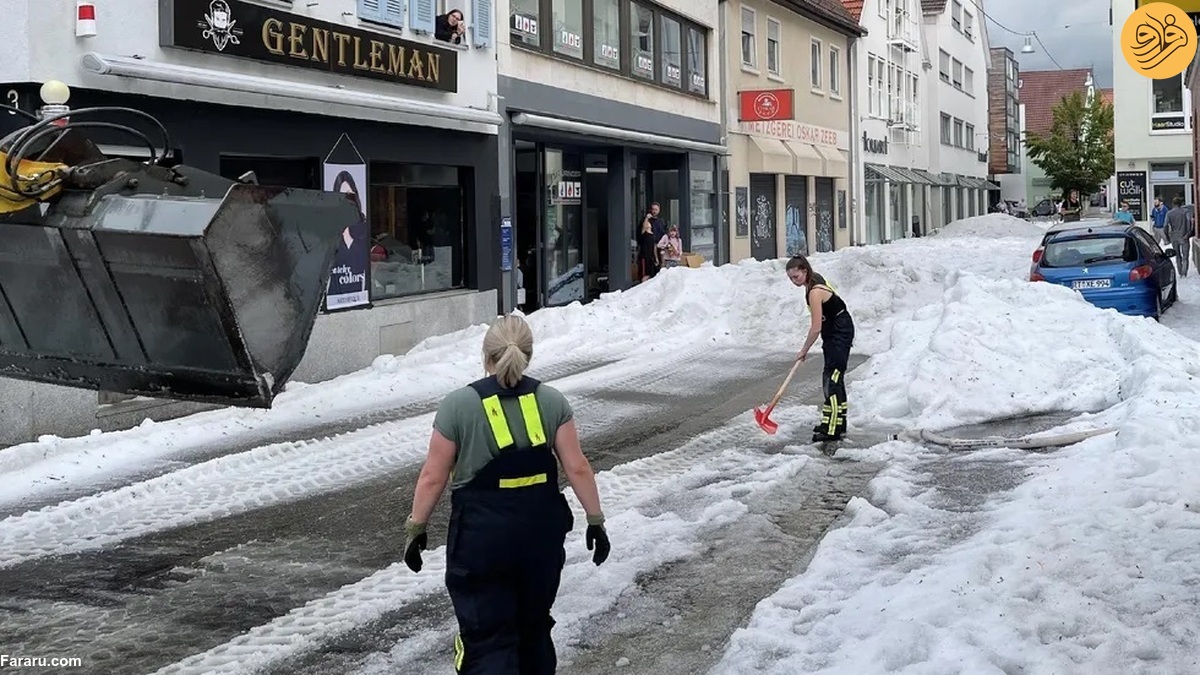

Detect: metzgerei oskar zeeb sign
[160,0,458,93]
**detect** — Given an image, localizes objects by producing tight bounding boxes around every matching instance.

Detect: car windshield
[1041,236,1137,268]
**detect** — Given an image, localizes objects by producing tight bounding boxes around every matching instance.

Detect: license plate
[1072,279,1112,290]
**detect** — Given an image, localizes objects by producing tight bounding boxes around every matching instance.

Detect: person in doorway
[1059,189,1083,222]
[402,315,611,674]
[642,202,667,241]
[1166,196,1193,277]
[1114,201,1135,224]
[1151,196,1169,243]
[786,255,856,443]
[636,218,660,281]
[657,224,683,269]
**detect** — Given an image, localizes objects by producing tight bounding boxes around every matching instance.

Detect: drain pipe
[717,0,731,264]
[889,427,1115,450]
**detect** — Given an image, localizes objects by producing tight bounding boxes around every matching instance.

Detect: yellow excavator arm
[0,151,67,213]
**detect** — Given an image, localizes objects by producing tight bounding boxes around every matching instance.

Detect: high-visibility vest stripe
[481,395,515,448]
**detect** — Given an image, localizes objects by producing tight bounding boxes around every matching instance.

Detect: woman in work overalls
[786,254,856,442]
[402,315,611,674]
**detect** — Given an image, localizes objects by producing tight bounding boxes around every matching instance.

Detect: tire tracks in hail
[0,342,720,569]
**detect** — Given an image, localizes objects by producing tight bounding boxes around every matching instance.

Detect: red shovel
[754,358,804,435]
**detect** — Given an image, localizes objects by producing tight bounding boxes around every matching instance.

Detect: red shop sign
[738,89,795,122]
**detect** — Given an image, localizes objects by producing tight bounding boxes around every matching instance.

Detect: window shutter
[471,0,492,48]
[382,0,404,27]
[409,0,435,33]
[357,0,383,22]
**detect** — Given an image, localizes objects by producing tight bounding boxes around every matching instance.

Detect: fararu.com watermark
[1,655,84,668]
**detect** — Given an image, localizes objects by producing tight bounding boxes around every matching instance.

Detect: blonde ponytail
[482,315,534,388]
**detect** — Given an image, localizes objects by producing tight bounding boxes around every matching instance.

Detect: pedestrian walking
[1151,197,1168,244]
[1165,196,1193,277]
[786,255,856,442]
[402,315,611,674]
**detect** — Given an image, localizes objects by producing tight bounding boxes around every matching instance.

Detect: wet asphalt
[0,350,873,675]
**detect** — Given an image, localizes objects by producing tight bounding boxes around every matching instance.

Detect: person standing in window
[436,9,466,44]
[402,315,610,674]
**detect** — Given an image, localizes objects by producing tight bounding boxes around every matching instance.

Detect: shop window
[552,0,584,59]
[661,15,682,87]
[543,149,585,306]
[218,155,320,188]
[510,0,541,48]
[687,26,707,95]
[689,155,716,260]
[1152,74,1190,132]
[631,3,655,80]
[367,163,468,300]
[592,0,621,70]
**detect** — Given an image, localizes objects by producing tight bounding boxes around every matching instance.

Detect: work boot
[812,428,845,442]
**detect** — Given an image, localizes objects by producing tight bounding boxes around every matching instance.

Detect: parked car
[1004,200,1031,219]
[1030,199,1057,218]
[1029,222,1178,319]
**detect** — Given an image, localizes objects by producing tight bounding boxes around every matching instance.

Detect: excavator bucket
[0,113,355,408]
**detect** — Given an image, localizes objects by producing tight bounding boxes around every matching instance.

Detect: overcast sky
[982,0,1114,87]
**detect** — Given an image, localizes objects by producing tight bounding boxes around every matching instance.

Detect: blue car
[1030,222,1178,319]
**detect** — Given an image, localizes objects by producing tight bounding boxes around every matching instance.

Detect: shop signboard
[161,0,458,92]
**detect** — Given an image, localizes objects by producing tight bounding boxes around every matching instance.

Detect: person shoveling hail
[754,255,856,442]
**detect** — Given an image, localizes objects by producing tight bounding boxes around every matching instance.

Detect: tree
[1024,89,1115,199]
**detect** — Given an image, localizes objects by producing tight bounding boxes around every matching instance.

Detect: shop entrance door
[815,177,835,252]
[784,175,808,256]
[514,144,542,312]
[749,173,778,260]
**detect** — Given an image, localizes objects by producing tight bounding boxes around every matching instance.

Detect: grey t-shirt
[433,382,574,489]
[1166,206,1191,241]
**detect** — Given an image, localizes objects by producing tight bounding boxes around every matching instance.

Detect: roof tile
[1019,68,1093,136]
[839,0,865,20]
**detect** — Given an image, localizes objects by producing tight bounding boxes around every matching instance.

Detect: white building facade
[920,0,994,230]
[0,0,504,442]
[1112,0,1194,220]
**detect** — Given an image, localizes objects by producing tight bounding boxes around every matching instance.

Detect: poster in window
[1116,170,1146,221]
[322,133,371,311]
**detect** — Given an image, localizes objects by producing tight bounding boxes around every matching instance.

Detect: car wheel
[1169,282,1179,305]
[1154,292,1164,321]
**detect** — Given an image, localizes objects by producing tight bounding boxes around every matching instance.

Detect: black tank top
[808,274,847,319]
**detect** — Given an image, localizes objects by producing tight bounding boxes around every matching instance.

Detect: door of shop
[749,173,778,260]
[784,176,808,256]
[815,177,835,252]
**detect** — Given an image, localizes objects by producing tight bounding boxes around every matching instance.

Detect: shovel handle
[765,358,804,411]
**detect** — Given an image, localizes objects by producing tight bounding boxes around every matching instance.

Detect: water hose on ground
[887,427,1116,450]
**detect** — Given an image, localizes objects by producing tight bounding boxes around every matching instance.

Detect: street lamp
[37,80,71,127]
[1021,34,1035,54]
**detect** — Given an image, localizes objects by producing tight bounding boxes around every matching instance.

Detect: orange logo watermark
[1121,2,1197,78]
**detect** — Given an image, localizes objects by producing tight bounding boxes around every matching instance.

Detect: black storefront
[3,0,500,311]
[501,77,725,311]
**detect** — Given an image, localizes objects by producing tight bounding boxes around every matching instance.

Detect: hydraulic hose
[888,427,1115,450]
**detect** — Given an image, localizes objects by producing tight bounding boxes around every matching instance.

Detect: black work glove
[404,517,427,573]
[585,514,610,566]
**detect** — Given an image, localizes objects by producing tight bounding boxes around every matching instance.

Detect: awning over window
[783,141,825,176]
[746,135,793,175]
[815,145,848,177]
[912,168,953,185]
[979,179,1002,190]
[892,166,935,184]
[865,163,907,182]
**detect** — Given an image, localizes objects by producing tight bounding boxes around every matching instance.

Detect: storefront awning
[784,141,825,176]
[814,145,848,176]
[958,175,992,189]
[747,136,795,174]
[865,163,902,182]
[892,167,934,184]
[912,169,952,185]
[980,179,1002,190]
[509,112,728,154]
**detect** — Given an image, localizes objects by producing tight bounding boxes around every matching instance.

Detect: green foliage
[1024,89,1115,198]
